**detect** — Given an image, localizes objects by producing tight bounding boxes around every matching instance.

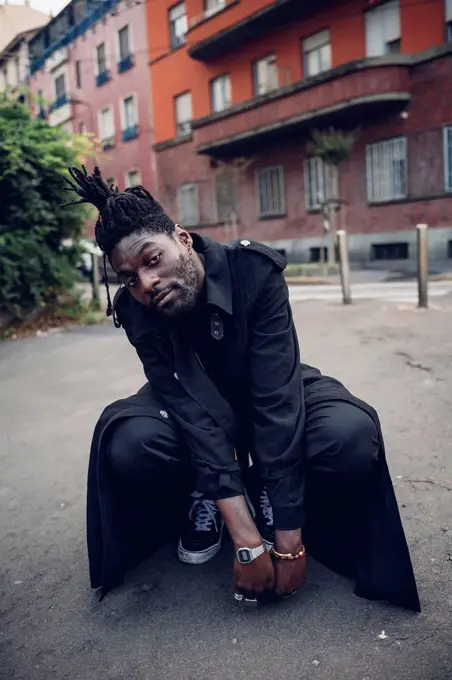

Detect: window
[14,56,20,84]
[174,91,192,135]
[205,0,225,18]
[303,30,331,77]
[3,67,8,88]
[99,106,115,142]
[447,0,452,41]
[75,60,82,88]
[96,42,107,75]
[305,157,339,211]
[37,88,45,117]
[253,55,278,96]
[123,96,137,128]
[54,73,66,103]
[444,126,452,192]
[125,169,141,188]
[105,177,116,189]
[257,166,285,217]
[366,137,407,202]
[371,242,409,260]
[79,121,87,134]
[215,174,236,222]
[178,184,200,226]
[118,26,131,60]
[169,3,187,48]
[122,95,138,140]
[365,0,401,57]
[211,75,231,113]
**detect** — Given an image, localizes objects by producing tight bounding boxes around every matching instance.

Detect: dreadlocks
[63,166,175,257]
[62,165,176,321]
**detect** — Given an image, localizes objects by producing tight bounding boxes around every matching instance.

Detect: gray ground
[1,295,452,680]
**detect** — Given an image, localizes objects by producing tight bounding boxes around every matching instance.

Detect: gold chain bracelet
[270,546,306,561]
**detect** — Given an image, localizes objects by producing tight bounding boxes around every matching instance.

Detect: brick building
[148,0,452,267]
[28,0,156,213]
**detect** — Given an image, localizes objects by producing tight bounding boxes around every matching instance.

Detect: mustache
[151,283,179,303]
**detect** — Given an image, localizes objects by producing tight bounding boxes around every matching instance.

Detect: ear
[174,224,193,250]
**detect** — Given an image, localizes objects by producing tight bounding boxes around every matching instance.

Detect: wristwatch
[236,544,265,564]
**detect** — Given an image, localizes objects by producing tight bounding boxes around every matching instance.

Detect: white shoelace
[260,488,274,527]
[190,499,219,532]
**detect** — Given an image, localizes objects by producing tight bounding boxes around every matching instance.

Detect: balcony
[192,59,411,157]
[101,135,116,150]
[48,96,73,127]
[189,0,331,62]
[118,54,134,73]
[96,70,110,87]
[49,93,68,112]
[122,124,139,142]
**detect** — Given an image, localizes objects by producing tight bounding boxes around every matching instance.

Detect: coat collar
[191,233,233,316]
[127,233,232,341]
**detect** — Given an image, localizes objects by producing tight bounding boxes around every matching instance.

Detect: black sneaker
[252,486,275,550]
[178,497,224,565]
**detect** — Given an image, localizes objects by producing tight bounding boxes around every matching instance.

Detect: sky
[2,0,71,16]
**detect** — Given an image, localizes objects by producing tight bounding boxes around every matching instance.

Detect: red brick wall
[155,53,452,244]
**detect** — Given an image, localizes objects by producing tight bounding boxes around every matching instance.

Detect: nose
[140,271,160,295]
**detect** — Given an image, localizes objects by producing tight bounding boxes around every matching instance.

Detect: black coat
[87,236,420,611]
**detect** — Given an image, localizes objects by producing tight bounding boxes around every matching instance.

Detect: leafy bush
[0,95,92,319]
[307,127,359,166]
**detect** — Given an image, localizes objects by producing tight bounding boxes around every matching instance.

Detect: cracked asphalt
[1,295,452,680]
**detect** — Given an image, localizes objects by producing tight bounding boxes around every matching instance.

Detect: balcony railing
[49,93,67,112]
[101,135,115,150]
[118,54,134,73]
[122,124,139,142]
[192,59,411,156]
[96,70,110,87]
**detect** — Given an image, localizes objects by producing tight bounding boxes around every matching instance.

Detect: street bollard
[91,252,100,307]
[416,224,429,309]
[336,229,352,305]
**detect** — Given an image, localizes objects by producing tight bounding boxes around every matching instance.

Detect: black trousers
[106,395,380,578]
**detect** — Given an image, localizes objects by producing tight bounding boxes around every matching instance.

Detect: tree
[0,95,92,320]
[307,127,358,266]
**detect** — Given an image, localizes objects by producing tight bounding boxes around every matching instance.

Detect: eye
[126,276,137,289]
[148,253,161,266]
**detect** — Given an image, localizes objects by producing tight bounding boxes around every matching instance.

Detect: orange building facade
[148,0,452,266]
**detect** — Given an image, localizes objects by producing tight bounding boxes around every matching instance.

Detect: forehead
[116,231,173,255]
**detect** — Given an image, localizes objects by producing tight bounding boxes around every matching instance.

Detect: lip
[154,289,174,308]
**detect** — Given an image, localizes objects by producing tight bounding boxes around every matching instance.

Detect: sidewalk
[0,298,451,680]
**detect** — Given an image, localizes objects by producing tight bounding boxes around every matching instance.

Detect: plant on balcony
[0,94,94,326]
[307,127,358,166]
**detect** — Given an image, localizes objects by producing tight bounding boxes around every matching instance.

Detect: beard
[153,252,202,318]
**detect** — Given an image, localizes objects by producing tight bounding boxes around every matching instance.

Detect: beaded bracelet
[270,546,306,561]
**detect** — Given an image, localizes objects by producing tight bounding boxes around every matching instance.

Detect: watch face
[237,548,252,564]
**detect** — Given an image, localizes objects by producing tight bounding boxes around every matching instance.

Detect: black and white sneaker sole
[178,526,224,565]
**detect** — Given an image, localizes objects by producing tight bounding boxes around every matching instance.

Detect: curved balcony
[192,58,411,157]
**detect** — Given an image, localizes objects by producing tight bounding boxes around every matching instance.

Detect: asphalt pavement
[1,295,452,680]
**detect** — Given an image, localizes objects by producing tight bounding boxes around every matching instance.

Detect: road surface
[1,298,452,680]
[288,280,452,303]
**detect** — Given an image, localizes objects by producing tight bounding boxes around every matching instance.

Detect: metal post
[91,252,100,307]
[416,223,429,308]
[336,230,352,305]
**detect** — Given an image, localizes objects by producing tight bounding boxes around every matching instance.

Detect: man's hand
[274,528,307,597]
[217,495,275,598]
[234,550,275,598]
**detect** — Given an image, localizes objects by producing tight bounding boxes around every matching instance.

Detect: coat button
[174,372,179,380]
[240,239,251,247]
[160,410,169,419]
